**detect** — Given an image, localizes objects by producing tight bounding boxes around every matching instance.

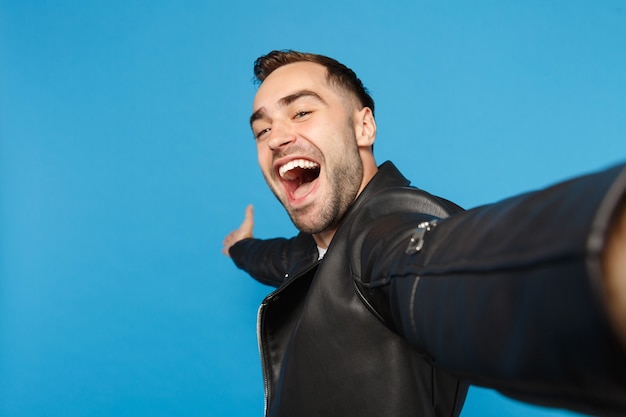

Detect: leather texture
[233,162,468,417]
[230,161,626,417]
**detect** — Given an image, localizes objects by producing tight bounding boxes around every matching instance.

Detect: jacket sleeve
[358,163,626,416]
[230,233,318,288]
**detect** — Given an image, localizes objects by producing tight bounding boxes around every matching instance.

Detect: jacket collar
[293,161,409,270]
[347,160,411,214]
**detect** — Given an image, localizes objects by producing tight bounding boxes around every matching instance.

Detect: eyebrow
[249,90,326,126]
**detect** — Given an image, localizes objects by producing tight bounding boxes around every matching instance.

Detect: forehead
[252,61,337,109]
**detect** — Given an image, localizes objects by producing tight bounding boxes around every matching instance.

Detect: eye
[254,127,271,140]
[293,110,311,119]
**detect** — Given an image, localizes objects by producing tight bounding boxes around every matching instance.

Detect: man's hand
[222,205,254,257]
[603,197,626,348]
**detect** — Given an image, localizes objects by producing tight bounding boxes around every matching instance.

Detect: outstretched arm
[353,163,626,416]
[222,205,317,287]
[222,205,254,257]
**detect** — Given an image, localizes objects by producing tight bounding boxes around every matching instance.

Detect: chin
[289,214,325,235]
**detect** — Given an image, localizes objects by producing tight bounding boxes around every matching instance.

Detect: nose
[267,121,296,151]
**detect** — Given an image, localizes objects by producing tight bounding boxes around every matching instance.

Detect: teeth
[279,159,319,178]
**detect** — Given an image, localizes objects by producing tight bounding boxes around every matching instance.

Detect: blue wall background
[1,1,625,416]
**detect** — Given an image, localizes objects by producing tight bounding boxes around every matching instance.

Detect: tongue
[293,180,315,200]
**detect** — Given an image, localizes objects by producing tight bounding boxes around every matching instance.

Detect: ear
[354,107,376,148]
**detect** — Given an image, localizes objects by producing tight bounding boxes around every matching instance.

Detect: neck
[312,228,336,249]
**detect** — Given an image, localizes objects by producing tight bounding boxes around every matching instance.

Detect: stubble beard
[290,156,363,234]
[272,137,363,235]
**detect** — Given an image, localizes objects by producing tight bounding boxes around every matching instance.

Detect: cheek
[256,147,274,176]
[303,123,339,150]
[323,124,355,155]
[256,142,268,161]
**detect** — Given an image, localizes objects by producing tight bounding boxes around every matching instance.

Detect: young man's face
[250,61,366,236]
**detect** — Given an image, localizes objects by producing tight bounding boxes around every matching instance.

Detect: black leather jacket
[231,161,626,417]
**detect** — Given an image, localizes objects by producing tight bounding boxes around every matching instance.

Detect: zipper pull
[405,220,438,254]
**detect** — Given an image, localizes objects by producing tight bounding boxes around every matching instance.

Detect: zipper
[257,261,320,416]
[405,219,439,254]
[257,302,270,416]
[257,283,287,417]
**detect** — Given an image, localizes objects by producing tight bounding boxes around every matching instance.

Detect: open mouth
[278,158,321,201]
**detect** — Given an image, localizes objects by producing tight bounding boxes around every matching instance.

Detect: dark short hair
[253,50,375,117]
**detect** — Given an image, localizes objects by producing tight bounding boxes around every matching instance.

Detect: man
[223,50,626,417]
